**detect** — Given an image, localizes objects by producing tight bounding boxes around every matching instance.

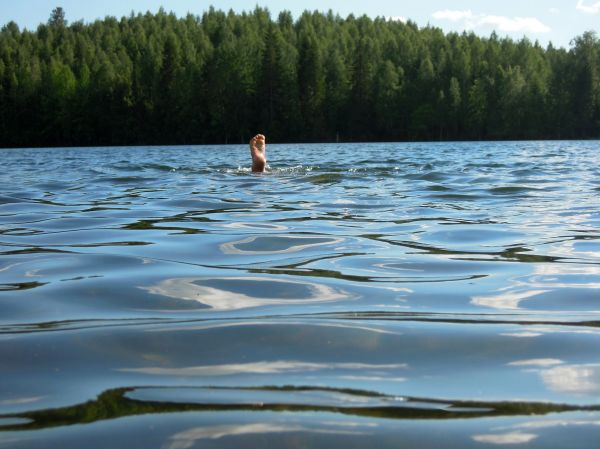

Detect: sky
[1,0,598,49]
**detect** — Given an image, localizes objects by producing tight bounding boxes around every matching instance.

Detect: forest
[0,7,598,147]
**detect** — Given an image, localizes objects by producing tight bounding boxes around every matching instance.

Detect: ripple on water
[141,276,349,310]
[421,226,525,249]
[295,173,345,185]
[220,235,344,255]
[405,171,450,182]
[157,197,255,211]
[488,185,541,195]
[92,175,158,185]
[221,222,288,231]
[1,142,600,447]
[0,196,29,205]
[318,255,497,282]
[428,193,482,201]
[425,184,452,192]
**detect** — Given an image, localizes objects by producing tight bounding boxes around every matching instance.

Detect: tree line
[0,7,598,147]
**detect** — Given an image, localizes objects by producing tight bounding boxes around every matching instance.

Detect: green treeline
[0,7,599,147]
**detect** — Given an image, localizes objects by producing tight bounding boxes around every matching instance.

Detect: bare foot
[249,134,267,172]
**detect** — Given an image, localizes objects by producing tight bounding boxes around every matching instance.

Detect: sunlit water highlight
[0,141,599,448]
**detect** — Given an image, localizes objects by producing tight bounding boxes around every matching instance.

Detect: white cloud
[478,15,551,33]
[432,10,551,34]
[577,0,600,14]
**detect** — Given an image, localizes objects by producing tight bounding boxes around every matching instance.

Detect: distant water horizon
[3,138,600,151]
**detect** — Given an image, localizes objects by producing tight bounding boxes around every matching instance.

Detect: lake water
[0,141,599,448]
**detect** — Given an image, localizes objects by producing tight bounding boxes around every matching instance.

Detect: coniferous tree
[48,7,67,28]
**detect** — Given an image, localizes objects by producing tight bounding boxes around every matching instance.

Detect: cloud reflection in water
[541,364,600,394]
[141,276,349,310]
[471,289,548,310]
[507,359,564,367]
[470,263,600,311]
[166,422,367,449]
[220,235,344,255]
[120,360,407,377]
[472,432,538,445]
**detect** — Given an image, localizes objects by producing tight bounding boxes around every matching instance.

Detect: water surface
[1,141,599,448]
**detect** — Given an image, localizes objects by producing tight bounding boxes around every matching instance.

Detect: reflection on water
[119,360,407,377]
[472,432,538,445]
[141,276,349,310]
[507,358,564,367]
[541,364,600,394]
[165,422,366,449]
[471,289,550,310]
[0,141,599,448]
[220,235,344,255]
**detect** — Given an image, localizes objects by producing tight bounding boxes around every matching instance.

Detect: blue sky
[1,1,598,48]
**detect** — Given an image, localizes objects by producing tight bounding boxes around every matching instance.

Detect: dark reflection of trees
[1,386,599,432]
[0,248,71,256]
[362,234,563,263]
[122,211,222,235]
[246,266,486,283]
[123,219,205,234]
[0,281,47,291]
